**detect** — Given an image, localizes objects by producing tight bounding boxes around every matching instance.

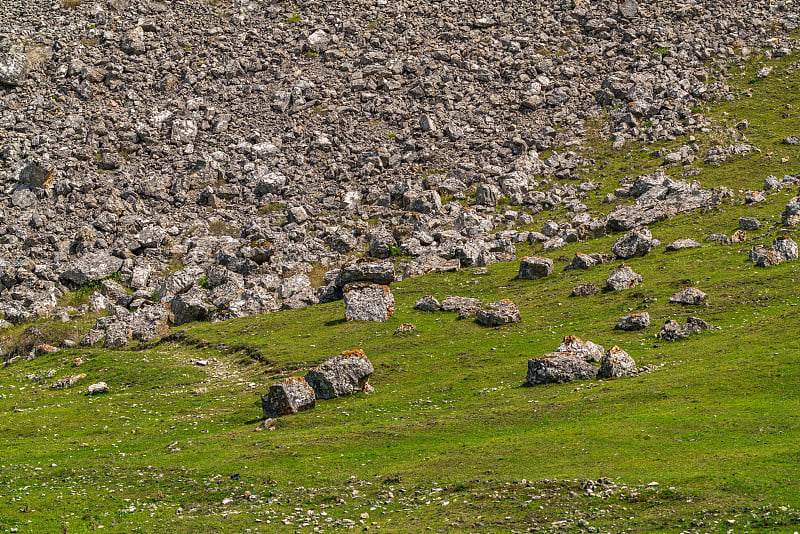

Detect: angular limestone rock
[556,335,604,362]
[343,283,395,322]
[304,349,374,400]
[476,299,521,326]
[669,287,707,305]
[518,256,553,279]
[606,264,642,290]
[261,377,316,418]
[616,312,650,331]
[598,346,636,378]
[527,353,598,385]
[611,227,654,259]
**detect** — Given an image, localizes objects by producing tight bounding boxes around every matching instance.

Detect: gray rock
[618,0,639,18]
[80,329,105,347]
[156,266,205,299]
[59,254,124,288]
[128,303,173,342]
[598,346,636,378]
[564,253,597,271]
[261,377,316,418]
[337,261,395,287]
[518,256,553,279]
[611,227,653,259]
[771,236,798,262]
[475,184,501,206]
[571,283,599,297]
[476,299,521,326]
[656,319,688,341]
[527,353,598,385]
[171,119,197,144]
[104,322,130,349]
[304,349,374,400]
[343,283,395,322]
[556,335,604,362]
[414,295,441,312]
[750,246,781,267]
[669,287,707,305]
[666,238,702,251]
[738,217,760,231]
[0,52,28,86]
[170,287,213,325]
[11,188,37,209]
[87,382,109,395]
[684,316,712,333]
[606,264,642,291]
[440,296,482,312]
[616,312,650,331]
[17,159,53,189]
[394,323,417,335]
[51,373,86,389]
[368,228,397,259]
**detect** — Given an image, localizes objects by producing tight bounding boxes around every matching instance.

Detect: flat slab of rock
[262,377,316,418]
[343,283,395,322]
[571,283,599,297]
[556,335,604,362]
[305,349,374,400]
[617,312,650,331]
[598,346,636,378]
[476,299,521,326]
[611,227,654,259]
[666,238,701,251]
[59,253,124,288]
[414,295,441,312]
[337,261,395,287]
[441,296,482,312]
[670,287,707,305]
[87,382,109,395]
[606,264,642,290]
[527,353,598,385]
[518,256,553,279]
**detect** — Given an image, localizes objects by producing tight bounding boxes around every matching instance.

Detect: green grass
[1,46,800,534]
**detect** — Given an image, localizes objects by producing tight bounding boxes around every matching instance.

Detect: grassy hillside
[1,49,800,533]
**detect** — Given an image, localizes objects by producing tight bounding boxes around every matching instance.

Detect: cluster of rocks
[0,0,795,331]
[656,316,712,341]
[415,294,520,326]
[526,336,636,385]
[261,349,373,419]
[79,301,173,349]
[749,236,799,267]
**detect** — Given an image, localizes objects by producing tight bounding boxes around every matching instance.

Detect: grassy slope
[1,50,800,534]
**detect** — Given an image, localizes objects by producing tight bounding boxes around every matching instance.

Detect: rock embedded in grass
[87,382,109,395]
[343,283,395,322]
[571,283,599,297]
[556,335,604,362]
[771,236,798,262]
[304,349,374,400]
[440,296,482,313]
[414,295,441,312]
[669,287,707,305]
[527,353,598,385]
[666,238,702,251]
[738,217,760,231]
[611,227,654,259]
[475,299,521,326]
[598,346,636,378]
[564,253,597,271]
[518,256,554,279]
[616,312,650,331]
[656,320,689,341]
[606,264,642,291]
[262,377,316,418]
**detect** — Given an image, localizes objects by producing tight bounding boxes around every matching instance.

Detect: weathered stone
[304,349,374,400]
[80,329,105,347]
[170,287,213,325]
[670,287,707,305]
[616,312,650,331]
[128,303,173,341]
[739,217,760,231]
[17,159,53,189]
[0,52,28,86]
[87,382,109,395]
[598,346,636,378]
[666,238,701,251]
[518,256,553,279]
[261,377,316,418]
[618,0,639,18]
[571,283,599,297]
[337,261,395,287]
[684,316,712,333]
[368,228,397,259]
[727,230,748,244]
[611,227,653,259]
[475,184,501,206]
[750,246,782,267]
[526,353,598,385]
[476,299,521,326]
[394,323,417,335]
[564,253,597,271]
[59,253,124,288]
[414,295,441,312]
[771,236,798,262]
[606,264,642,291]
[51,373,86,389]
[440,296,482,312]
[556,335,604,362]
[343,283,394,322]
[104,322,130,349]
[656,320,688,341]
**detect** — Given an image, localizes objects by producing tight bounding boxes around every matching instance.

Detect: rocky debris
[656,319,689,341]
[475,299,521,326]
[670,287,707,305]
[527,353,598,385]
[58,254,123,288]
[518,256,553,279]
[170,287,214,325]
[739,217,760,231]
[705,144,755,166]
[617,312,651,331]
[440,296,483,314]
[745,190,766,204]
[747,235,799,267]
[261,377,316,418]
[784,137,800,145]
[51,373,86,389]
[414,295,441,312]
[606,264,642,291]
[394,323,417,335]
[598,346,636,378]
[611,227,654,259]
[764,174,800,191]
[304,349,374,399]
[571,283,600,297]
[343,283,394,322]
[87,382,109,395]
[556,335,604,363]
[666,238,702,251]
[104,322,130,349]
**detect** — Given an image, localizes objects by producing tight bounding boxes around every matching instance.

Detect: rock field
[0,0,798,335]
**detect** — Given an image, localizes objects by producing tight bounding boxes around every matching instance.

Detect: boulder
[440,296,482,312]
[564,253,597,271]
[261,377,316,418]
[87,382,109,395]
[17,159,54,189]
[666,238,701,251]
[772,236,798,262]
[611,227,653,259]
[739,217,760,231]
[51,373,86,389]
[343,283,395,322]
[781,196,800,226]
[59,253,124,288]
[128,303,173,341]
[656,319,688,341]
[304,349,374,400]
[571,283,599,297]
[749,246,782,267]
[518,256,553,279]
[616,312,650,331]
[170,287,214,325]
[80,329,105,347]
[104,322,131,349]
[337,261,395,287]
[0,52,28,86]
[156,266,206,300]
[475,183,501,206]
[670,287,707,305]
[526,353,598,385]
[598,346,636,378]
[684,316,712,333]
[606,264,642,290]
[476,299,521,326]
[368,228,397,259]
[556,335,604,362]
[414,295,441,312]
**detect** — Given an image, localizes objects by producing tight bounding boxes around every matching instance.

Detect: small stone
[669,287,707,305]
[616,312,650,331]
[394,323,417,335]
[665,238,701,251]
[476,299,521,326]
[414,295,441,312]
[87,382,109,395]
[606,264,642,291]
[738,217,760,231]
[571,283,599,297]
